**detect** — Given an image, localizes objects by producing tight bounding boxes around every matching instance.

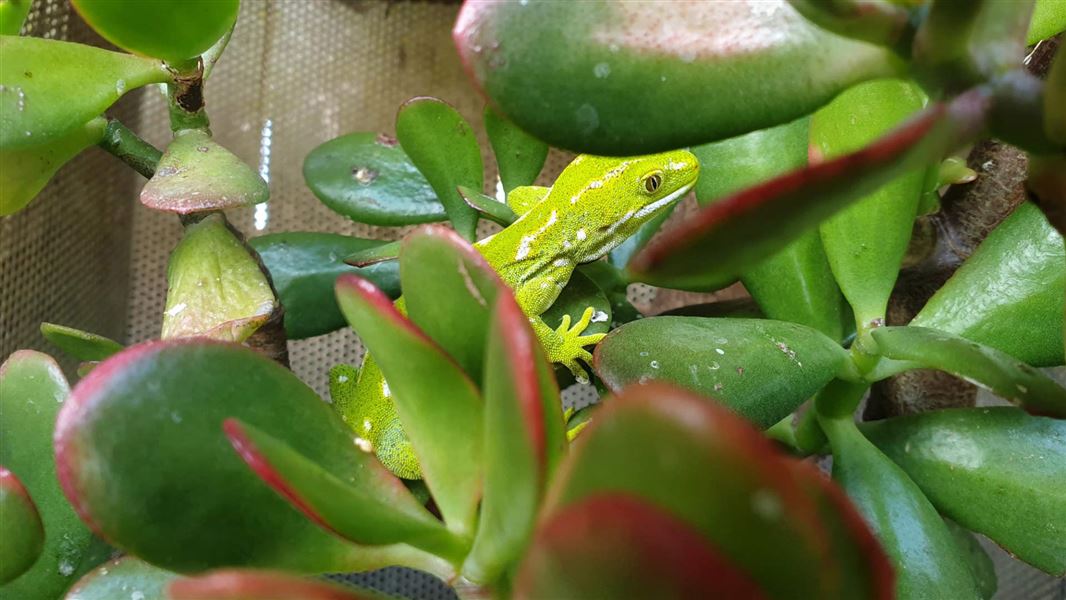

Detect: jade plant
[1,1,1065,599]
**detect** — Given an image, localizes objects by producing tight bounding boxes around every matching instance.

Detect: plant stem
[166,58,211,132]
[97,119,163,179]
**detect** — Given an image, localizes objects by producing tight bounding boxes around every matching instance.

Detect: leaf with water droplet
[64,556,178,600]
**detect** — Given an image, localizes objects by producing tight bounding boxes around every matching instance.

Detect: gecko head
[558,150,699,257]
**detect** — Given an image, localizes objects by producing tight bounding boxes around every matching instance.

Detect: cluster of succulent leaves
[2,0,1066,599]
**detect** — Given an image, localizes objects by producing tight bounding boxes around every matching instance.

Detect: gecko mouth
[633,180,695,220]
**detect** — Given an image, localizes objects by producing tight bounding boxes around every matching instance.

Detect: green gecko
[331,150,700,479]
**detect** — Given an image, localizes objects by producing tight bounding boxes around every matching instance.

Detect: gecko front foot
[547,306,606,383]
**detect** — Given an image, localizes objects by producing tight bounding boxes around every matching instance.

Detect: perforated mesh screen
[1,2,1062,599]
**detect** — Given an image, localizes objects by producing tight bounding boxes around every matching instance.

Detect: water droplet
[353,166,378,185]
[196,145,209,153]
[170,411,183,424]
[58,561,75,576]
[650,360,660,369]
[132,591,145,600]
[715,348,725,355]
[593,62,611,78]
[590,310,608,323]
[115,79,126,95]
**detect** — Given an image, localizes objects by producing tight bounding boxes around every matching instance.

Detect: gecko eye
[643,173,662,193]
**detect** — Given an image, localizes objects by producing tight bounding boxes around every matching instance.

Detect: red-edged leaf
[630,90,991,289]
[514,494,767,600]
[168,570,384,600]
[335,275,483,537]
[0,467,44,585]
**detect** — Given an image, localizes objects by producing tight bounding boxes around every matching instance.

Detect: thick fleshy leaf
[463,292,565,585]
[594,317,852,428]
[0,117,105,216]
[400,225,507,382]
[515,494,766,600]
[395,97,482,239]
[249,233,400,340]
[223,419,466,562]
[344,240,401,267]
[71,0,239,63]
[453,0,901,155]
[0,37,169,149]
[40,323,123,363]
[483,106,548,194]
[945,520,998,600]
[336,275,483,537]
[53,339,446,575]
[1028,0,1066,43]
[0,0,31,35]
[303,132,445,226]
[863,408,1066,575]
[912,203,1065,367]
[162,214,276,342]
[545,383,877,598]
[457,185,516,226]
[168,570,383,600]
[0,351,97,598]
[630,91,990,289]
[694,117,846,340]
[0,468,44,585]
[819,415,981,598]
[813,79,926,329]
[141,129,268,213]
[64,556,177,600]
[870,326,1066,416]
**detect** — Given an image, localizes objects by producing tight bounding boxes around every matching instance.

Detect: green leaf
[0,36,169,149]
[458,185,517,226]
[544,383,886,598]
[693,117,847,340]
[453,1,902,155]
[629,91,988,290]
[250,232,400,340]
[71,0,239,63]
[464,292,565,585]
[1046,42,1066,145]
[944,520,998,600]
[483,106,548,193]
[54,339,446,575]
[168,569,386,600]
[1027,0,1066,43]
[302,132,446,226]
[336,275,483,537]
[0,351,96,598]
[912,203,1065,367]
[345,240,401,267]
[0,0,32,35]
[819,415,981,598]
[0,117,105,216]
[0,469,44,585]
[593,317,852,428]
[39,323,123,363]
[400,225,507,383]
[813,79,927,329]
[395,97,482,240]
[162,214,276,342]
[140,129,268,213]
[515,495,767,600]
[64,556,177,600]
[870,326,1066,417]
[223,419,467,562]
[863,408,1066,575]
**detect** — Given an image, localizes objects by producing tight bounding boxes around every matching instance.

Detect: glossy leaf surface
[871,326,1066,417]
[813,79,926,328]
[72,0,239,63]
[250,232,400,340]
[464,292,565,584]
[0,351,95,598]
[395,97,482,239]
[693,117,845,340]
[0,117,105,216]
[141,129,268,213]
[336,275,483,536]
[223,419,466,562]
[483,106,548,193]
[168,570,383,600]
[594,317,851,428]
[515,494,766,600]
[54,339,430,574]
[64,556,177,600]
[820,416,980,598]
[0,0,31,35]
[1028,0,1066,43]
[0,37,169,149]
[945,520,998,600]
[162,214,275,342]
[40,322,123,363]
[0,468,44,585]
[630,92,988,289]
[454,0,901,155]
[863,408,1066,575]
[544,383,889,598]
[458,185,517,226]
[912,203,1065,367]
[303,132,445,226]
